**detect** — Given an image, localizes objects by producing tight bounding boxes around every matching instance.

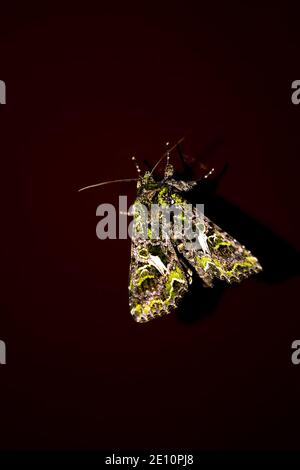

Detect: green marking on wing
[129,239,189,323]
[157,187,169,206]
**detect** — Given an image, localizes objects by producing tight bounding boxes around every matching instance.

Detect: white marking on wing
[148,255,168,275]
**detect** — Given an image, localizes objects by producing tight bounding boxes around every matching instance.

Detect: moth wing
[178,212,262,286]
[129,238,189,323]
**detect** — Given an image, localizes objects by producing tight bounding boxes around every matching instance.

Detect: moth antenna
[203,167,215,179]
[165,141,170,165]
[131,156,141,175]
[78,178,138,192]
[150,136,185,175]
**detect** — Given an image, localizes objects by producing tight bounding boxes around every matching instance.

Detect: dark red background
[0,7,300,450]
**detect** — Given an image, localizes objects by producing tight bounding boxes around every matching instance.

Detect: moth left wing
[129,238,190,323]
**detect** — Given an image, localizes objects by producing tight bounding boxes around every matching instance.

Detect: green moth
[79,139,262,323]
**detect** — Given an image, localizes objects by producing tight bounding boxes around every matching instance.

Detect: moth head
[137,170,155,192]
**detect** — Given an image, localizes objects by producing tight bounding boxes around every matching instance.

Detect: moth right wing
[177,214,262,287]
[164,188,262,287]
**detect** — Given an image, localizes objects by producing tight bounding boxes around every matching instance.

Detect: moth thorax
[164,164,174,178]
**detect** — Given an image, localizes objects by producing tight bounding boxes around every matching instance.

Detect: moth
[79,139,262,323]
